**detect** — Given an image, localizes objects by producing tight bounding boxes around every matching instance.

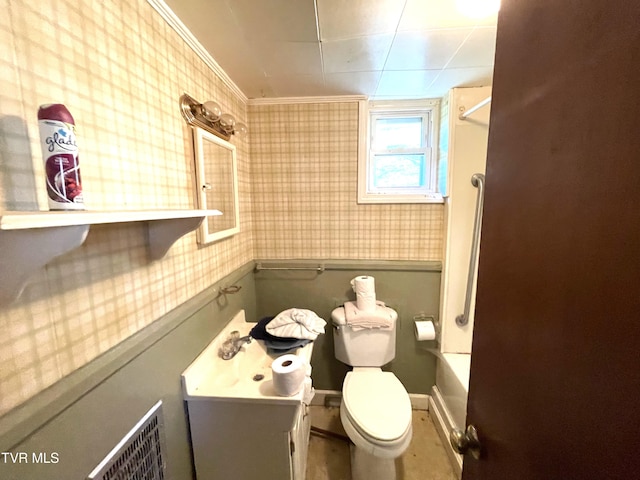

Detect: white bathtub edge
[429,386,463,479]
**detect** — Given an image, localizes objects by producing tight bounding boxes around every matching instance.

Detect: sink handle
[218,334,252,360]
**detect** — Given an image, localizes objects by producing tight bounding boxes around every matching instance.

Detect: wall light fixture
[179,93,247,141]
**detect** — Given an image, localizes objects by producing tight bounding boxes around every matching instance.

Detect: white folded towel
[344,300,393,331]
[266,308,327,341]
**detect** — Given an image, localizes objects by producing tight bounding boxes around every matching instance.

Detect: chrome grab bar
[255,263,325,272]
[455,173,485,327]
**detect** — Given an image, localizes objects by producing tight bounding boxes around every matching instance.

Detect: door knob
[450,425,481,459]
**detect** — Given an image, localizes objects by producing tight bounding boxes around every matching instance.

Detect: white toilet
[331,304,413,480]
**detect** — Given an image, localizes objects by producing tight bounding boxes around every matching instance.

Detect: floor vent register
[87,400,167,480]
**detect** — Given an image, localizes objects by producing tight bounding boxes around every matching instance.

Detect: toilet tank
[331,305,398,367]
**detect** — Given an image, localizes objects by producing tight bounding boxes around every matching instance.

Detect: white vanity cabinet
[185,399,311,480]
[291,403,312,480]
[182,310,313,480]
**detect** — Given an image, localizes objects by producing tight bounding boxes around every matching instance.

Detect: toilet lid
[343,371,412,442]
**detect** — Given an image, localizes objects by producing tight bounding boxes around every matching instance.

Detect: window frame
[358,99,442,204]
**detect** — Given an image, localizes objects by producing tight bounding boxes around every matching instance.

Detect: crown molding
[147,0,248,104]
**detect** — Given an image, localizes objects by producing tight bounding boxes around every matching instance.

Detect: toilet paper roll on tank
[350,275,377,311]
[350,274,436,340]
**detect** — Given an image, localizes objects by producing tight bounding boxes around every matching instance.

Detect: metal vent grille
[87,400,166,480]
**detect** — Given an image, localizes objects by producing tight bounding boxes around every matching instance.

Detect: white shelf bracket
[0,225,89,304]
[147,217,205,260]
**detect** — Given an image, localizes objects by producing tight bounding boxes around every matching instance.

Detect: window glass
[371,154,425,189]
[373,117,423,150]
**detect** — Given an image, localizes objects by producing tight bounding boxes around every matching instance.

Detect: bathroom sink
[181,309,314,405]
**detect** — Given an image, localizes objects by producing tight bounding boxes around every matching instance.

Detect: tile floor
[305,406,457,480]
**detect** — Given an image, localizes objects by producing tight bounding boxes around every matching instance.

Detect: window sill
[357,193,445,204]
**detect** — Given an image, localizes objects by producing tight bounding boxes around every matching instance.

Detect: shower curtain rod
[459,96,492,120]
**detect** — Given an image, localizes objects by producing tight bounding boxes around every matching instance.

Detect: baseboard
[310,389,342,407]
[310,390,430,411]
[429,386,463,479]
[409,393,430,411]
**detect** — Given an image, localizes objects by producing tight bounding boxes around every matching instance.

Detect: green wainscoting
[254,260,441,394]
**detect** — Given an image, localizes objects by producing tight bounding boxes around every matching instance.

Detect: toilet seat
[342,369,412,444]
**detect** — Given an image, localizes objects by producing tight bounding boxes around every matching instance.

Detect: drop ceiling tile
[226,0,319,41]
[255,41,323,76]
[267,74,329,97]
[322,34,394,73]
[317,0,405,40]
[385,29,472,71]
[375,70,441,98]
[324,71,383,96]
[222,61,274,99]
[447,27,497,68]
[166,0,499,99]
[242,83,276,100]
[427,66,494,97]
[398,0,498,31]
[165,0,237,37]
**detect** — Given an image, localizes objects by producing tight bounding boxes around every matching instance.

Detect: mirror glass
[193,127,239,243]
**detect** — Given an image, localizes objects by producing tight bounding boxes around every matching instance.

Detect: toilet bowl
[340,368,413,458]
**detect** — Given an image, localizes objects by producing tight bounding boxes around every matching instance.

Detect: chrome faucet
[218,331,252,360]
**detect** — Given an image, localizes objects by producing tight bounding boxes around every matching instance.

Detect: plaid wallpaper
[249,102,444,260]
[0,0,253,416]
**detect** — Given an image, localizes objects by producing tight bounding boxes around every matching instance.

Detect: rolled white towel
[266,308,327,340]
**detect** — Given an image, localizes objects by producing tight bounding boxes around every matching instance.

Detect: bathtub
[429,353,470,478]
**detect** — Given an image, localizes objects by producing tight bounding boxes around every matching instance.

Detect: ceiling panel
[225,0,319,42]
[214,58,273,99]
[254,41,323,77]
[267,74,329,97]
[322,34,394,73]
[375,70,442,98]
[447,27,497,68]
[398,0,498,31]
[163,0,498,99]
[317,0,405,40]
[324,71,383,96]
[385,28,473,71]
[426,66,494,97]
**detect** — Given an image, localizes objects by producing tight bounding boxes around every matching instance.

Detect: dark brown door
[463,1,640,478]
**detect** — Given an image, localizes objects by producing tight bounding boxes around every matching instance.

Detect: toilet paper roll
[350,275,376,312]
[272,354,307,396]
[414,320,436,341]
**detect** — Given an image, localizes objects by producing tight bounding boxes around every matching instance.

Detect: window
[358,100,442,204]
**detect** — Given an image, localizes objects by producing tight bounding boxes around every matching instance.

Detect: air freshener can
[37,104,84,210]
